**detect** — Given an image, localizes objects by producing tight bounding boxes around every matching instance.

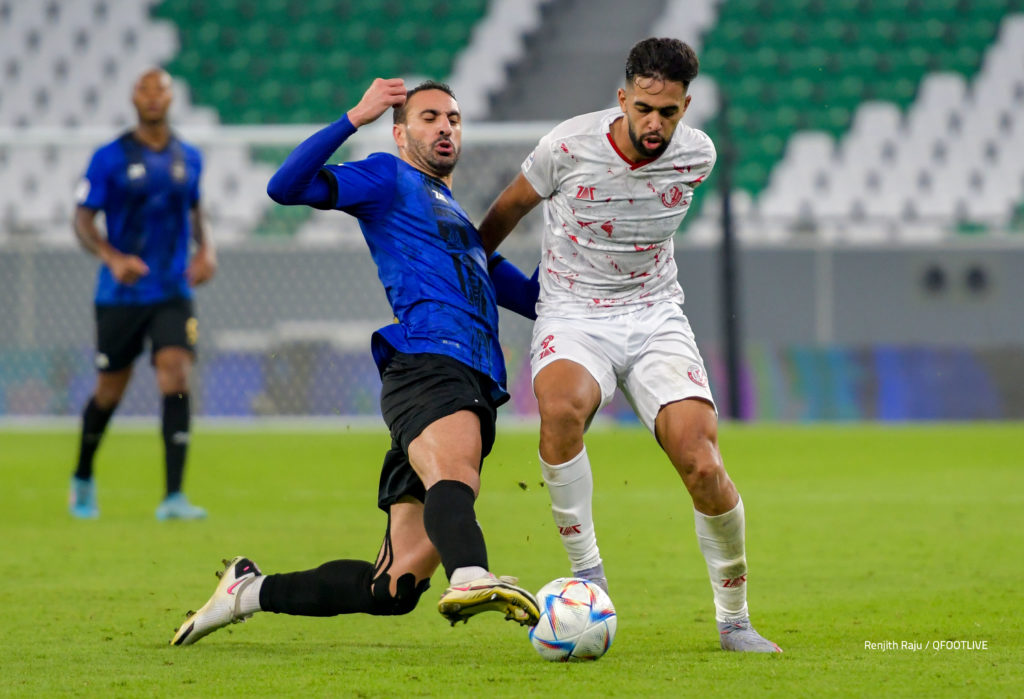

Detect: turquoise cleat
[155,492,207,521]
[69,476,99,519]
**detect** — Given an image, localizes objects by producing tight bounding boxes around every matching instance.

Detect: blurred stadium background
[1,0,1023,423]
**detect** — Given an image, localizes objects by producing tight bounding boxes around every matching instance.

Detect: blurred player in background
[478,38,782,653]
[171,78,540,646]
[70,67,215,521]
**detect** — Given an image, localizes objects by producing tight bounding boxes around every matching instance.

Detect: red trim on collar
[606,131,656,170]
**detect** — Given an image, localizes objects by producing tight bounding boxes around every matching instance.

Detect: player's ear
[392,123,406,149]
[617,87,627,113]
[681,93,691,116]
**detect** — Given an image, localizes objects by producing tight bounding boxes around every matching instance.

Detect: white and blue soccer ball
[529,577,617,662]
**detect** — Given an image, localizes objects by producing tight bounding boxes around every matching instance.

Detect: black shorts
[376,352,499,511]
[94,297,197,372]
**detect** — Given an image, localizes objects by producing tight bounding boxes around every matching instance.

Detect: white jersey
[521,108,715,316]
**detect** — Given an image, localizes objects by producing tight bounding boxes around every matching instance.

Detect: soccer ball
[529,577,617,662]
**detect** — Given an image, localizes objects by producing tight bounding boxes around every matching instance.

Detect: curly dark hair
[393,80,457,124]
[624,37,699,88]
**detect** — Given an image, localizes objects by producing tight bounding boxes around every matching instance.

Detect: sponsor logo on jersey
[127,163,146,180]
[687,364,708,387]
[171,161,187,182]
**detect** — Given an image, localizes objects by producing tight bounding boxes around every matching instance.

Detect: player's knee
[368,571,430,616]
[538,393,590,433]
[674,439,723,484]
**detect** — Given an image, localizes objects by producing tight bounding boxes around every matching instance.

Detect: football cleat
[155,492,207,521]
[171,556,262,646]
[438,574,540,627]
[718,618,783,653]
[69,476,99,519]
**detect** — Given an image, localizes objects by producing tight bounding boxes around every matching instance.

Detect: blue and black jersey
[78,131,202,305]
[321,153,506,404]
[268,115,513,404]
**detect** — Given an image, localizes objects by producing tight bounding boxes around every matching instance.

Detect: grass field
[2,422,1022,697]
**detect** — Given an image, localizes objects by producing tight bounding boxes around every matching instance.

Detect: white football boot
[171,556,261,646]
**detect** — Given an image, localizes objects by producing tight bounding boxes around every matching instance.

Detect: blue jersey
[321,153,507,403]
[78,132,202,305]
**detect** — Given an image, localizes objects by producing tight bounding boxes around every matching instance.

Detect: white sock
[450,566,490,585]
[540,447,602,573]
[237,575,264,616]
[694,497,749,623]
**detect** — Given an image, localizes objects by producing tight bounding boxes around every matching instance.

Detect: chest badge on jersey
[660,182,688,208]
[172,161,187,182]
[127,163,146,180]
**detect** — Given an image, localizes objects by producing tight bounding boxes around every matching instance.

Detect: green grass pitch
[2,422,1022,697]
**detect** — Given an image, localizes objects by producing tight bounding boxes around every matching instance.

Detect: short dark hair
[624,38,699,89]
[393,80,457,124]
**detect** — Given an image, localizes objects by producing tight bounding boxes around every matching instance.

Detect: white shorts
[530,303,716,434]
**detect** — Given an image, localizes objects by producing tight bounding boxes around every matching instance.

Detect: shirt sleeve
[76,147,111,210]
[320,153,397,220]
[521,131,558,198]
[190,148,203,206]
[686,134,717,189]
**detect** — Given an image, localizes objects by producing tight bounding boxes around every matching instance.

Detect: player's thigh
[531,316,617,427]
[408,410,482,492]
[377,498,441,588]
[94,367,134,407]
[622,305,716,434]
[379,353,498,493]
[148,297,197,360]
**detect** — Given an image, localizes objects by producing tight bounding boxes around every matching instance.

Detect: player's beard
[405,134,460,178]
[627,118,669,159]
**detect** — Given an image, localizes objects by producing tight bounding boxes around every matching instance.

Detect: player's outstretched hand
[108,252,149,285]
[347,78,406,128]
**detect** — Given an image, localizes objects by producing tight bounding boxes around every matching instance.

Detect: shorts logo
[94,353,110,370]
[687,364,708,387]
[186,317,199,346]
[539,334,556,359]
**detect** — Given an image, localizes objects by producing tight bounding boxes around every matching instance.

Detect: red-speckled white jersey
[521,107,715,316]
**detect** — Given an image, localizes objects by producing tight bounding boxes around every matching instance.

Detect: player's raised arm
[478,172,543,255]
[267,78,407,207]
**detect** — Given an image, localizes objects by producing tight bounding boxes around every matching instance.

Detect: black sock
[74,397,115,480]
[162,393,190,496]
[423,480,488,580]
[259,560,376,616]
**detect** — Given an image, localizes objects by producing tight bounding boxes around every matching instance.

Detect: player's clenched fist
[347,78,407,127]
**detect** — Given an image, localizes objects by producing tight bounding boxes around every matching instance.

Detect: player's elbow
[266,173,297,205]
